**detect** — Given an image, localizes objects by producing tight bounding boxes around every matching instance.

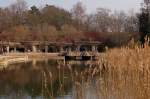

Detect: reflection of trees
[0,60,98,98]
[0,60,74,98]
[1,59,149,99]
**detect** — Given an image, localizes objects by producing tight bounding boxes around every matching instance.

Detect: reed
[39,41,150,99]
[71,41,150,99]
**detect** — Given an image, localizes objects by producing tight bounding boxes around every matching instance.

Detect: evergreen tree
[139,0,150,47]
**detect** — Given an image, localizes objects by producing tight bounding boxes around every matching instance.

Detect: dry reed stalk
[72,41,150,99]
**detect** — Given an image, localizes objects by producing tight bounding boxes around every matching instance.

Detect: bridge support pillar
[68,47,72,52]
[1,47,4,54]
[32,45,37,52]
[60,46,64,52]
[92,45,97,52]
[76,45,80,51]
[14,47,17,52]
[45,46,48,53]
[0,46,3,54]
[6,46,10,53]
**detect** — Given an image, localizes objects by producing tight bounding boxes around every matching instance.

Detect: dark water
[0,60,150,99]
[0,60,94,99]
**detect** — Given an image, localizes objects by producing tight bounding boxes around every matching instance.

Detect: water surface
[0,60,149,99]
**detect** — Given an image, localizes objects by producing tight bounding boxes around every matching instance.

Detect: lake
[0,59,149,99]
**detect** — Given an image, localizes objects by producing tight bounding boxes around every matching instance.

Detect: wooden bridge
[0,41,105,53]
[0,41,105,61]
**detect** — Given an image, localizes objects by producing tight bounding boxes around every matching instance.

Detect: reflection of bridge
[0,41,105,54]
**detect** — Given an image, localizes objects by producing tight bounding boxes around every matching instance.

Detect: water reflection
[0,60,93,99]
[0,60,150,99]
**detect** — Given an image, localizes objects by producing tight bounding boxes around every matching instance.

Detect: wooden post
[24,47,27,52]
[6,46,10,53]
[14,47,17,52]
[32,45,37,52]
[95,46,98,52]
[92,45,96,52]
[60,46,64,52]
[1,47,4,54]
[68,47,72,52]
[76,45,80,51]
[45,46,48,53]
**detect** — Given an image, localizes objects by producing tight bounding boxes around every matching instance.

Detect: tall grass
[38,41,150,99]
[71,41,150,99]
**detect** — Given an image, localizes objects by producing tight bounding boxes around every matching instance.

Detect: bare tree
[94,8,111,32]
[124,10,139,32]
[71,2,86,30]
[8,0,27,26]
[9,0,27,14]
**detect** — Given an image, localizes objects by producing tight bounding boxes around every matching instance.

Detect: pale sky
[0,0,143,13]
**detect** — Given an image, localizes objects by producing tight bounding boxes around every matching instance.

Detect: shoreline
[3,52,64,59]
[0,52,101,67]
[0,53,64,67]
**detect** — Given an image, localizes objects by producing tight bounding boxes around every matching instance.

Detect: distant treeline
[0,0,147,47]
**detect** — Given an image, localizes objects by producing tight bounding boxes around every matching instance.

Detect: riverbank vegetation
[69,42,150,99]
[0,0,141,47]
[38,43,150,99]
[1,0,150,99]
[0,43,150,98]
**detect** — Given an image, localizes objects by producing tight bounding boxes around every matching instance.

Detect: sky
[0,0,143,13]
